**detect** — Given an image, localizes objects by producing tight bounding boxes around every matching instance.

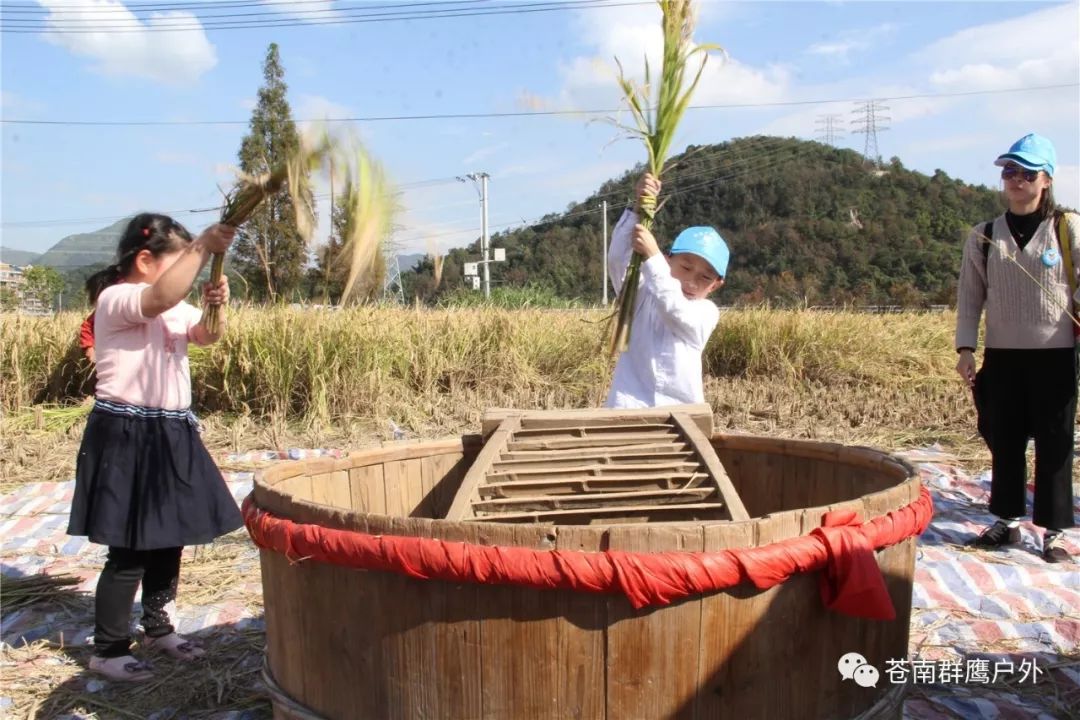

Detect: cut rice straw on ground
[0,573,84,613]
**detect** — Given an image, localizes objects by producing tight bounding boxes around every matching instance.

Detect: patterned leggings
[94,546,183,658]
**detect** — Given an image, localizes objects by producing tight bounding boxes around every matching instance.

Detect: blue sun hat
[671,226,730,277]
[994,133,1057,177]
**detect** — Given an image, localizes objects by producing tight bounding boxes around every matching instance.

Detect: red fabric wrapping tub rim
[243,486,932,620]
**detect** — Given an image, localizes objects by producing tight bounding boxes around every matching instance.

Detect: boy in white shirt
[606,172,729,409]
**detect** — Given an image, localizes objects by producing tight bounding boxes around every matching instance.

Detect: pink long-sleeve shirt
[93,283,207,410]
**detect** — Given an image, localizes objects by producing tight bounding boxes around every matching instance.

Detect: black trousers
[974,347,1077,530]
[94,546,183,658]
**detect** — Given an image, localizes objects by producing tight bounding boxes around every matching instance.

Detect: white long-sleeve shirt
[605,208,721,409]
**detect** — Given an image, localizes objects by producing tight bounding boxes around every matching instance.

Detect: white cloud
[543,5,789,113]
[806,23,897,62]
[807,41,861,58]
[258,0,341,23]
[921,4,1079,92]
[37,0,217,85]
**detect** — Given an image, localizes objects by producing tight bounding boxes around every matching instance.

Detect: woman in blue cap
[606,172,729,409]
[955,132,1079,563]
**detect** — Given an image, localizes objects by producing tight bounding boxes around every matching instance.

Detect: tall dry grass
[1,306,959,429]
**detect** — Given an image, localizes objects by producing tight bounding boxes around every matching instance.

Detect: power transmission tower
[850,100,890,168]
[383,248,404,304]
[814,114,844,146]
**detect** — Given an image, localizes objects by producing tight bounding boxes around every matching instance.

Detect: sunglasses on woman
[1001,166,1041,182]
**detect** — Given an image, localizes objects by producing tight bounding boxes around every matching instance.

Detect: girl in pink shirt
[68,213,241,682]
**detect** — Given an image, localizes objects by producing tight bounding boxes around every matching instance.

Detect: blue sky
[2,0,1078,262]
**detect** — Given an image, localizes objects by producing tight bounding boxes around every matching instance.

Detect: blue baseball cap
[670,226,729,277]
[994,133,1056,177]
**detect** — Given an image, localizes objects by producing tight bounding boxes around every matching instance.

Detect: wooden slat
[277,474,313,505]
[381,460,411,518]
[482,403,712,437]
[485,469,705,486]
[492,451,696,471]
[471,502,726,524]
[474,487,716,513]
[431,521,483,718]
[475,523,560,719]
[260,550,311,716]
[421,452,467,521]
[309,472,333,506]
[404,457,433,519]
[693,520,757,718]
[554,525,606,720]
[606,525,704,719]
[348,464,386,514]
[779,453,816,518]
[506,433,680,452]
[672,412,750,521]
[444,415,522,521]
[486,461,700,481]
[477,473,708,499]
[498,444,692,462]
[511,423,674,438]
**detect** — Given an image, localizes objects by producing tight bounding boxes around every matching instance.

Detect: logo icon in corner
[838,652,879,688]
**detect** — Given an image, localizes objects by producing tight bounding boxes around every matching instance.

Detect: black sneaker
[1043,534,1070,564]
[971,520,1021,548]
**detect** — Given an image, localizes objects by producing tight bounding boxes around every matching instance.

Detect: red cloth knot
[810,510,896,620]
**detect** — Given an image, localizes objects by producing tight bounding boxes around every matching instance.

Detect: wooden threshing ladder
[444,404,749,524]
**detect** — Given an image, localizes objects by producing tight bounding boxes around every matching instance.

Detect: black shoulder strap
[981,220,993,273]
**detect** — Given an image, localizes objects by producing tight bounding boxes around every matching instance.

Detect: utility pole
[458,172,491,298]
[600,199,609,305]
[850,100,890,168]
[480,173,490,299]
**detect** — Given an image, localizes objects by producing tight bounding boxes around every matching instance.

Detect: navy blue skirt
[68,400,243,550]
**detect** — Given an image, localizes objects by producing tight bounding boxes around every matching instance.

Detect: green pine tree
[231,43,313,302]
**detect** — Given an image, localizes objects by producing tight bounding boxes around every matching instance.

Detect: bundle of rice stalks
[429,251,445,289]
[204,128,394,332]
[325,133,395,301]
[1,572,84,612]
[1,403,91,434]
[607,0,719,358]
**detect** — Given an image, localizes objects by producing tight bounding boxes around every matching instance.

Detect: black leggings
[975,347,1077,530]
[94,546,183,658]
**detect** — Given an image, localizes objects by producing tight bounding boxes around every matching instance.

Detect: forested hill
[405,136,1005,306]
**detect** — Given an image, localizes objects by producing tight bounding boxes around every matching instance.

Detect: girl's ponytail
[85,264,125,304]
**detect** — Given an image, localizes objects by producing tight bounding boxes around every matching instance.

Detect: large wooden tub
[248,433,923,720]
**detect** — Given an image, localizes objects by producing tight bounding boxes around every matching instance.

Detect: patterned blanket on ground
[1,447,1076,719]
